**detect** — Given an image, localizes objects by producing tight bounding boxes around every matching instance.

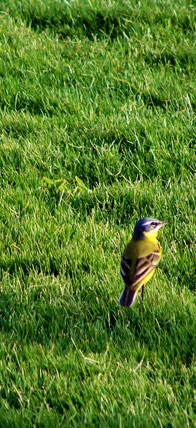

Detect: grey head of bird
[133,217,168,240]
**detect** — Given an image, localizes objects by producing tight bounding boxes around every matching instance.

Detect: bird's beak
[159,221,168,228]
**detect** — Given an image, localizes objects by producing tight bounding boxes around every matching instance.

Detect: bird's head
[133,217,168,240]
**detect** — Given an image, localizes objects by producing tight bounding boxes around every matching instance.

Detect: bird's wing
[120,255,135,285]
[121,251,161,286]
[131,251,161,286]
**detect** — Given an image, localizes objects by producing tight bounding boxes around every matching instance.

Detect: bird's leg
[141,285,144,302]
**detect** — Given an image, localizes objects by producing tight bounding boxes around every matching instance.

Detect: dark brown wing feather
[120,256,133,285]
[121,252,160,286]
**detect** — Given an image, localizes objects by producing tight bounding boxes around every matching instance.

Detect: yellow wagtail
[119,217,168,306]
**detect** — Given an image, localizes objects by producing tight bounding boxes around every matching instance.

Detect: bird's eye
[151,222,157,226]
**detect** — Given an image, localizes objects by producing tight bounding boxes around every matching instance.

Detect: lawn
[0,0,195,426]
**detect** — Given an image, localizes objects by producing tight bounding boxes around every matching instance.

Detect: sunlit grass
[0,0,195,426]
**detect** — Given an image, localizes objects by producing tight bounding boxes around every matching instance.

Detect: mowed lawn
[0,0,195,426]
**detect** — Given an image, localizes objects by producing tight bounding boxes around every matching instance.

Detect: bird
[118,217,168,307]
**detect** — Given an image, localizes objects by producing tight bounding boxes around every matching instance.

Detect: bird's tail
[118,287,137,307]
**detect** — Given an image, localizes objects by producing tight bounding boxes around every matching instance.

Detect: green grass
[0,0,195,426]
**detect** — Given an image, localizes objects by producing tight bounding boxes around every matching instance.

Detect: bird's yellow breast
[144,229,159,241]
[124,237,161,259]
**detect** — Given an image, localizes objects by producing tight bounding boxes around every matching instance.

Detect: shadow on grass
[4,1,195,40]
[0,256,61,278]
